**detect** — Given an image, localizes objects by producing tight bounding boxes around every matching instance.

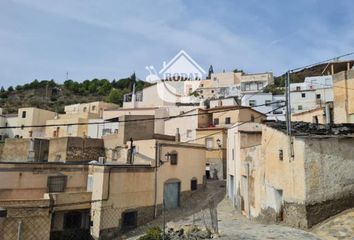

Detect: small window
[265,100,271,106]
[92,105,96,111]
[83,107,87,112]
[191,179,197,191]
[298,105,303,110]
[296,86,301,91]
[250,115,255,122]
[249,100,256,107]
[47,176,67,193]
[186,129,192,138]
[22,111,26,118]
[301,93,306,98]
[316,94,321,99]
[122,211,137,230]
[225,117,231,124]
[213,118,219,125]
[170,153,178,165]
[232,148,235,161]
[64,212,82,229]
[313,116,319,124]
[200,90,203,94]
[87,175,93,192]
[211,90,214,93]
[206,138,213,150]
[279,149,283,161]
[200,84,204,87]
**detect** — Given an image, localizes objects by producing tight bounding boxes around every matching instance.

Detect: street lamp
[216,139,221,148]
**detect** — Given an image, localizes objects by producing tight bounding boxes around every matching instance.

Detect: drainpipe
[154,141,160,218]
[246,163,251,219]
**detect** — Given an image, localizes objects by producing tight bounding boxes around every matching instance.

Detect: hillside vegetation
[0,73,151,114]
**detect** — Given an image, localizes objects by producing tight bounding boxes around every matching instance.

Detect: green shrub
[138,227,163,240]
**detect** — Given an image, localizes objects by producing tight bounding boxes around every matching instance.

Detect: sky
[0,0,354,87]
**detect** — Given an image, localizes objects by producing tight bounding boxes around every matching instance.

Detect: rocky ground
[312,208,354,240]
[123,180,324,240]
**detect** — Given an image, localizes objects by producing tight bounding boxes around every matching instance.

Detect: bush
[138,227,163,240]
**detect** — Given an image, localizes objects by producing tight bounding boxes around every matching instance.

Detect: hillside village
[0,55,353,240]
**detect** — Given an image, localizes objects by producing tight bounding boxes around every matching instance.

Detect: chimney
[175,128,180,142]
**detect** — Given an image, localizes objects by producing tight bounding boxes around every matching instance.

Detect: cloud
[0,0,353,87]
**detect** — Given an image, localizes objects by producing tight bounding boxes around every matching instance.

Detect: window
[200,90,203,94]
[200,84,204,87]
[316,94,321,99]
[232,148,234,161]
[206,138,213,150]
[213,118,219,125]
[83,107,87,112]
[191,179,197,191]
[122,211,137,230]
[249,100,256,107]
[296,86,301,91]
[186,129,192,138]
[112,150,118,161]
[87,175,93,192]
[279,149,283,161]
[250,115,255,122]
[225,117,231,124]
[64,212,82,229]
[265,100,271,106]
[313,116,319,124]
[298,105,303,110]
[211,90,214,93]
[170,152,178,165]
[301,93,306,98]
[67,125,73,136]
[92,105,96,111]
[22,111,26,118]
[47,176,67,193]
[257,82,263,90]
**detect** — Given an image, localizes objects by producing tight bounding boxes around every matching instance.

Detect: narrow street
[124,181,320,240]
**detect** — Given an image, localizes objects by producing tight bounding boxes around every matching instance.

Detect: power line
[289,51,354,72]
[0,101,285,130]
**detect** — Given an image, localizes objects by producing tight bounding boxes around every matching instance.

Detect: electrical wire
[0,101,285,130]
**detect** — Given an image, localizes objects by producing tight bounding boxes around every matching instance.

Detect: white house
[87,119,119,139]
[241,93,285,121]
[290,75,333,113]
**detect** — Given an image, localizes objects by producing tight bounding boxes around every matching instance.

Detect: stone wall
[66,137,104,162]
[49,137,104,162]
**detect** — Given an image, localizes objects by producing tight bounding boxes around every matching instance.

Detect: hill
[0,73,151,114]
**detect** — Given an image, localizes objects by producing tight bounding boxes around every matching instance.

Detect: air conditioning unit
[98,157,105,164]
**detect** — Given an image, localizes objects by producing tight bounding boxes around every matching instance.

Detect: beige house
[104,106,196,135]
[0,162,91,240]
[333,68,354,123]
[164,108,210,142]
[45,112,98,138]
[0,138,49,162]
[227,121,354,229]
[8,107,56,138]
[89,138,206,239]
[195,106,266,180]
[291,106,332,124]
[64,101,118,117]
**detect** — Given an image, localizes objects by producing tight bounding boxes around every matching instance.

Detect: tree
[0,87,4,93]
[7,86,14,92]
[207,65,214,79]
[107,88,124,105]
[233,68,244,74]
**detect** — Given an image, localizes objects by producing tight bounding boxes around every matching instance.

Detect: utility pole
[129,138,134,164]
[285,71,294,159]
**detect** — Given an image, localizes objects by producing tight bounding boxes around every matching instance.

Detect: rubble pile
[266,121,354,136]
